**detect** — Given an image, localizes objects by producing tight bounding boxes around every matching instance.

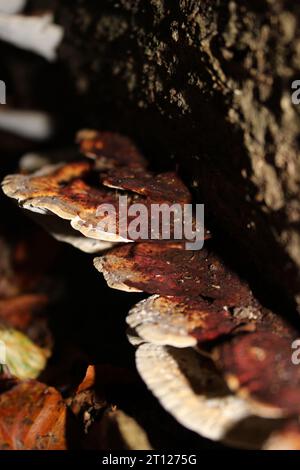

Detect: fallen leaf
[0,327,49,379]
[0,229,59,297]
[0,294,48,332]
[0,380,67,449]
[88,408,153,450]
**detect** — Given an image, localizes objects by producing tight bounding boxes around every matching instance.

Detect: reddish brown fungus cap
[214,331,300,417]
[77,130,147,169]
[3,161,200,243]
[127,295,244,348]
[102,168,192,203]
[95,242,251,304]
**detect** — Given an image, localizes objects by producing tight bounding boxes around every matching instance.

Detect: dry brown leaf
[0,229,59,297]
[0,380,68,449]
[0,294,48,332]
[90,408,153,450]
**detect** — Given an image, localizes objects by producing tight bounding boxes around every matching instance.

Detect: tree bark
[57,0,300,311]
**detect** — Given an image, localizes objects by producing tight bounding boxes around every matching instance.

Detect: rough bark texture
[57,1,300,311]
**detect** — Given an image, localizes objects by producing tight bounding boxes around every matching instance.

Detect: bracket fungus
[29,212,114,254]
[214,331,300,418]
[77,130,147,170]
[94,242,251,305]
[2,152,200,246]
[135,342,280,448]
[126,295,243,348]
[101,167,192,203]
[2,161,130,243]
[2,125,300,450]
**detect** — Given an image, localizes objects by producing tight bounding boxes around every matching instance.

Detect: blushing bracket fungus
[94,242,251,304]
[2,155,204,247]
[126,295,294,351]
[101,167,192,203]
[213,331,300,418]
[126,295,244,348]
[3,126,300,449]
[2,161,131,243]
[29,212,114,254]
[77,130,147,169]
[134,343,283,448]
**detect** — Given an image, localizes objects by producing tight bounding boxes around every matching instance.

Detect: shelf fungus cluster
[2,130,300,450]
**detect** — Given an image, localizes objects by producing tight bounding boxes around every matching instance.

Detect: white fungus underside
[135,343,253,444]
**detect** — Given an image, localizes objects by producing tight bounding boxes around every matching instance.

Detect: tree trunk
[57,0,300,311]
